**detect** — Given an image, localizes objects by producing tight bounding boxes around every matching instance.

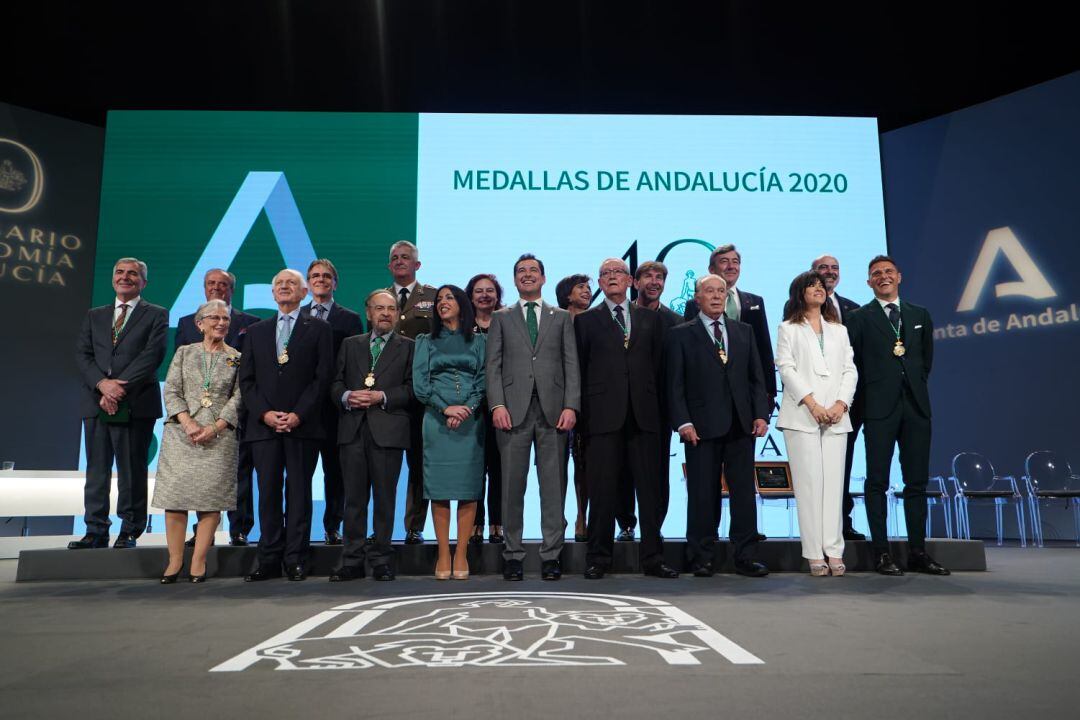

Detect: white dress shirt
[113,296,141,325]
[517,298,543,331]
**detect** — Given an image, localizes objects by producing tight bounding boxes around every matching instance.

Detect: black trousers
[474,417,503,529]
[227,438,255,534]
[251,436,318,567]
[403,413,428,533]
[585,413,663,569]
[616,464,637,532]
[82,417,154,537]
[863,386,931,555]
[685,424,758,568]
[319,412,345,535]
[619,430,674,531]
[339,423,403,568]
[841,413,863,532]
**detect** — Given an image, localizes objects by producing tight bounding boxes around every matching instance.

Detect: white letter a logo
[956,227,1056,312]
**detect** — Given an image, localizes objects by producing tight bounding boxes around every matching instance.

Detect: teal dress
[413,330,487,500]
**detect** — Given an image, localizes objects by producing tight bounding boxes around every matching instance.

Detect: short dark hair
[634,261,669,281]
[307,258,338,282]
[708,243,740,270]
[430,284,476,342]
[555,274,591,309]
[868,254,899,273]
[783,271,839,325]
[465,273,505,311]
[513,253,545,277]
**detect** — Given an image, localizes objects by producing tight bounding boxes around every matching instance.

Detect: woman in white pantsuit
[776,271,858,576]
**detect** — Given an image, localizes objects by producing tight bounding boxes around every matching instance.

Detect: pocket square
[749,305,760,310]
[914,324,923,329]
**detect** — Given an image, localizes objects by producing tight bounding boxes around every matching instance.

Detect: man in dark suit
[811,254,865,542]
[328,290,414,582]
[239,269,333,581]
[174,268,260,546]
[666,274,771,577]
[628,260,682,535]
[386,240,436,543]
[70,258,167,549]
[302,258,364,546]
[575,258,678,579]
[847,255,949,576]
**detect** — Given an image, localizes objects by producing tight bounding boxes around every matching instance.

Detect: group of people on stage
[70,239,951,583]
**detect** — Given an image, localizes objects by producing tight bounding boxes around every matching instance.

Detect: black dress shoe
[907,549,951,576]
[843,528,867,541]
[286,564,307,581]
[489,532,504,544]
[324,531,343,546]
[616,528,636,542]
[229,533,248,547]
[734,560,770,577]
[502,559,524,581]
[584,564,606,579]
[541,559,562,581]
[574,533,587,543]
[752,532,767,543]
[643,562,679,579]
[244,566,282,582]
[404,530,424,545]
[365,533,376,546]
[67,534,108,550]
[875,553,904,576]
[113,533,137,549]
[372,565,395,581]
[184,536,196,548]
[469,531,484,545]
[691,563,715,578]
[329,565,365,582]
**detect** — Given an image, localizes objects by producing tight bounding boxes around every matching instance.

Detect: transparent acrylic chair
[888,477,953,538]
[1023,451,1080,547]
[949,452,1026,547]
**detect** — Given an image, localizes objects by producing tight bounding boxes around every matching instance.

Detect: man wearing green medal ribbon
[847,255,949,576]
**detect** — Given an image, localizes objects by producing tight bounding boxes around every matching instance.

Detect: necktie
[314,304,327,320]
[711,320,725,350]
[277,315,292,356]
[725,291,739,321]
[613,305,628,344]
[886,302,900,331]
[526,302,538,346]
[371,335,384,365]
[112,303,129,345]
[398,287,409,312]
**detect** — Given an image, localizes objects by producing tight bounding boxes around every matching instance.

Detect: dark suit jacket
[301,301,365,359]
[238,312,333,441]
[575,303,663,435]
[847,300,933,421]
[75,301,168,419]
[665,318,770,440]
[389,283,437,340]
[683,287,776,398]
[833,293,861,325]
[174,307,260,348]
[330,332,415,449]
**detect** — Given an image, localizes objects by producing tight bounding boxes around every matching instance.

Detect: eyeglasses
[598,269,629,278]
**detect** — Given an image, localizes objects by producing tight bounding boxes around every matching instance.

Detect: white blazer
[775,319,858,434]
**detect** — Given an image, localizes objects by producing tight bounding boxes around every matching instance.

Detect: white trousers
[784,427,848,560]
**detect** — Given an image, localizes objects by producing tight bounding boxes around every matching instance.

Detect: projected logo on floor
[211,592,763,671]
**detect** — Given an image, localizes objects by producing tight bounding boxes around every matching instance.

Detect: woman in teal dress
[413,284,487,580]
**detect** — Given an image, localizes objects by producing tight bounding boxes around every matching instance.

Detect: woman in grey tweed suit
[153,299,242,583]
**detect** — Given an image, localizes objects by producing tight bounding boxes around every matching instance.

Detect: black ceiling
[4,1,1078,131]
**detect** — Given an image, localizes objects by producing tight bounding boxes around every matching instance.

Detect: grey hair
[598,257,629,273]
[273,268,307,288]
[389,240,419,262]
[113,257,148,282]
[195,299,230,323]
[203,267,236,289]
[694,273,728,292]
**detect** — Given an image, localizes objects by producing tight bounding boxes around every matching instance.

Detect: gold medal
[364,372,376,388]
[278,352,289,365]
[718,349,728,364]
[623,337,629,350]
[200,391,213,408]
[893,341,906,357]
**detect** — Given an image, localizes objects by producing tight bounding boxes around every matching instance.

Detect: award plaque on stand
[753,461,794,495]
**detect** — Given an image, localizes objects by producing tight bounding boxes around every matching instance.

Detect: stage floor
[1,546,1075,719]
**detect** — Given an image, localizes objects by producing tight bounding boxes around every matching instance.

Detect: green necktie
[526,302,538,346]
[371,335,384,365]
[725,291,739,321]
